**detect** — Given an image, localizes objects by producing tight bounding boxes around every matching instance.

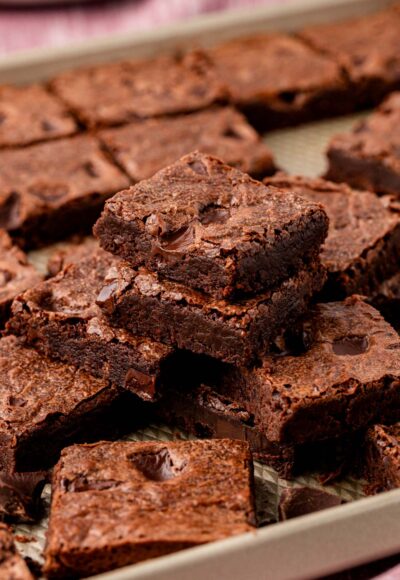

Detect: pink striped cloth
[0,0,289,57]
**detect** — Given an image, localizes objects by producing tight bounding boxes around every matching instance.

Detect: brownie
[9,248,175,401]
[0,134,129,248]
[326,93,400,198]
[278,486,343,521]
[215,298,400,444]
[370,272,400,331]
[0,471,47,523]
[95,258,326,365]
[0,334,144,472]
[264,174,400,300]
[207,34,349,130]
[43,439,255,578]
[300,5,400,107]
[0,84,77,149]
[51,51,227,129]
[99,107,276,182]
[0,229,42,326]
[94,151,328,299]
[0,523,33,580]
[364,424,400,494]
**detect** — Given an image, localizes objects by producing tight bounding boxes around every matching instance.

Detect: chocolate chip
[130,448,187,482]
[332,336,369,356]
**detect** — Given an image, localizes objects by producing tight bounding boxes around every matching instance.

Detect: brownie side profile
[207,34,349,130]
[299,5,400,107]
[0,134,129,248]
[9,248,174,401]
[364,424,400,493]
[216,298,400,444]
[94,151,328,299]
[0,84,77,149]
[0,229,42,326]
[99,107,276,182]
[50,51,227,128]
[0,523,33,580]
[326,93,400,198]
[44,440,255,578]
[0,335,144,472]
[95,259,326,365]
[370,272,400,331]
[264,174,400,300]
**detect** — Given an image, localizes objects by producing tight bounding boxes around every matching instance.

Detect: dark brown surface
[0,230,42,326]
[364,423,400,493]
[326,92,400,198]
[215,298,400,444]
[0,84,77,149]
[0,523,33,579]
[99,107,276,182]
[278,486,343,521]
[300,5,400,107]
[370,272,400,331]
[207,34,349,130]
[0,134,129,248]
[0,471,47,524]
[50,51,227,129]
[95,258,326,365]
[9,248,175,402]
[94,151,328,300]
[264,174,400,300]
[0,335,145,472]
[44,439,255,579]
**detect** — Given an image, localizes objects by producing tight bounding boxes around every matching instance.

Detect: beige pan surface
[2,1,400,579]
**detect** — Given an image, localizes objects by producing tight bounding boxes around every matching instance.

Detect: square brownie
[0,84,77,148]
[95,259,326,365]
[364,423,400,493]
[9,248,174,401]
[43,439,255,578]
[206,34,349,130]
[215,298,400,444]
[299,5,400,107]
[0,334,144,472]
[0,523,33,580]
[0,229,42,326]
[326,93,400,198]
[99,107,276,182]
[0,134,129,248]
[51,51,227,129]
[264,174,400,300]
[94,151,328,300]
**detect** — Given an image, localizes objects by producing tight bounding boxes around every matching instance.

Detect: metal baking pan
[2,1,400,579]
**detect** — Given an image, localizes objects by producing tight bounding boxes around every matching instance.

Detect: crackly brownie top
[0,523,33,579]
[328,93,400,172]
[0,230,42,305]
[0,335,112,438]
[255,298,400,409]
[367,424,400,475]
[100,151,327,258]
[0,135,129,230]
[264,174,400,272]
[96,259,324,329]
[207,34,344,104]
[51,51,226,128]
[99,107,275,181]
[300,5,400,84]
[47,439,254,551]
[0,84,77,148]
[13,247,172,362]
